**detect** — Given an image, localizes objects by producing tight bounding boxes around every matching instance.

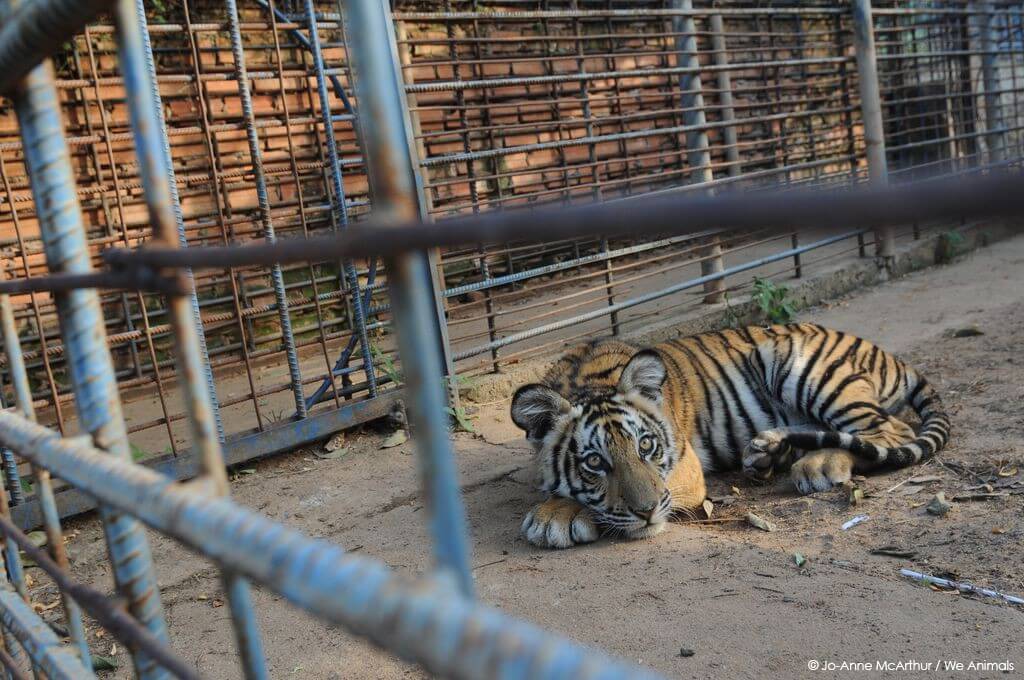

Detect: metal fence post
[851,0,896,268]
[304,0,379,401]
[673,0,724,303]
[342,0,474,597]
[0,291,90,665]
[978,0,1006,165]
[709,14,740,179]
[115,1,270,676]
[10,39,171,680]
[226,0,308,420]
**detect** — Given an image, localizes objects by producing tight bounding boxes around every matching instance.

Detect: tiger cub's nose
[632,504,657,523]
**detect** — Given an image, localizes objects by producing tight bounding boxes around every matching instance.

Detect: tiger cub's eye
[638,434,656,454]
[583,453,605,470]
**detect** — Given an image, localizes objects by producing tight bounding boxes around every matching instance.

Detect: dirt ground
[37,233,1024,679]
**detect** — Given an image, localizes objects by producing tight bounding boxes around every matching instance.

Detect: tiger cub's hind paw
[522,498,598,549]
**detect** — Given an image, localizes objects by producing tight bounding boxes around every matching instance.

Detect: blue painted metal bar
[0,410,665,680]
[114,1,269,677]
[130,0,224,442]
[0,400,23,508]
[225,0,307,420]
[303,0,379,400]
[0,0,114,94]
[252,0,354,115]
[9,34,171,680]
[0,292,90,664]
[343,0,474,597]
[0,590,91,680]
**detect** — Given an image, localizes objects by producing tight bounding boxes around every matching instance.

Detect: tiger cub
[510,324,949,548]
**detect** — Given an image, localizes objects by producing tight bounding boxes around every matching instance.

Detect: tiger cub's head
[511,350,678,539]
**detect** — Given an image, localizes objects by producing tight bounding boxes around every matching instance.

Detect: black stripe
[584,364,620,382]
[693,336,755,454]
[795,332,832,412]
[548,427,571,491]
[818,373,867,420]
[809,336,861,413]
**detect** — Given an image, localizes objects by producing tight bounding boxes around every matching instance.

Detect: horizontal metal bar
[0,269,186,296]
[394,9,849,20]
[405,56,849,93]
[0,0,114,94]
[454,230,863,361]
[11,391,400,530]
[0,589,92,680]
[101,172,1024,272]
[0,514,198,680]
[0,410,664,680]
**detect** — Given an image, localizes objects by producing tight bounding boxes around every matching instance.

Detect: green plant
[446,405,476,434]
[935,229,967,264]
[722,291,742,329]
[371,344,403,386]
[129,442,148,462]
[752,277,796,324]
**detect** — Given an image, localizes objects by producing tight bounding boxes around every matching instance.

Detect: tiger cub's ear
[618,349,666,403]
[511,384,570,441]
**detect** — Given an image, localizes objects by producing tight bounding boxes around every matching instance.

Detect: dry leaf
[324,432,346,452]
[745,512,775,532]
[381,430,408,449]
[793,552,807,567]
[997,466,1019,478]
[992,527,1006,535]
[27,531,47,548]
[730,486,741,496]
[314,447,347,460]
[701,499,714,519]
[907,475,943,484]
[926,492,952,516]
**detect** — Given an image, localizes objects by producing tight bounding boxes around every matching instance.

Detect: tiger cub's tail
[783,376,950,468]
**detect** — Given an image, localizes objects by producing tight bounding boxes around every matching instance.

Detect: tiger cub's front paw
[741,430,792,480]
[521,498,598,549]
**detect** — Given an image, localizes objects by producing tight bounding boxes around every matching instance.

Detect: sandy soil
[33,234,1024,679]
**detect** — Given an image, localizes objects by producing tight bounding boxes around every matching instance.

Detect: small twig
[472,558,508,571]
[900,569,1024,605]
[952,492,1008,502]
[753,585,785,594]
[711,591,740,598]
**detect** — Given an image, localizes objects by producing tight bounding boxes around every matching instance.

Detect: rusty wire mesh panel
[394,0,1023,377]
[0,1,394,497]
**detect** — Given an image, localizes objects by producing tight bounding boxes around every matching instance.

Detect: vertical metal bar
[10,35,170,680]
[304,0,378,399]
[134,12,224,443]
[225,0,307,419]
[978,0,1005,165]
[114,1,269,678]
[81,25,181,456]
[178,4,267,431]
[672,0,724,303]
[343,0,474,597]
[709,14,740,178]
[851,0,896,265]
[266,0,344,411]
[0,292,90,666]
